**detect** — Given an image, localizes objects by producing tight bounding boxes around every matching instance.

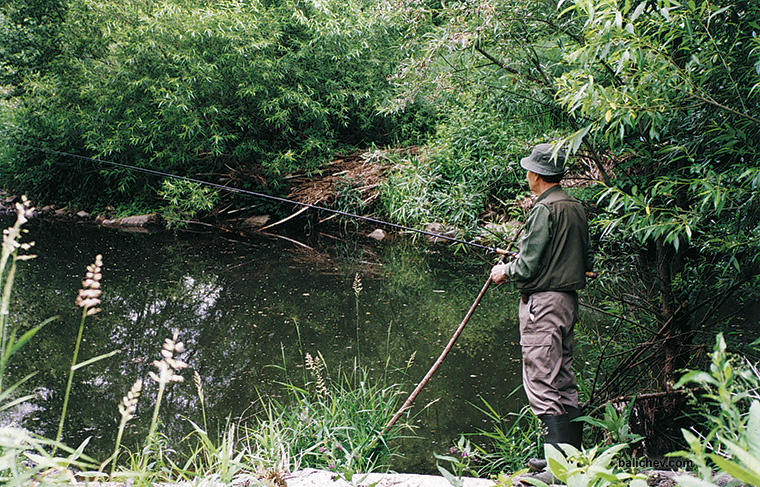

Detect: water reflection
[5,219,525,473]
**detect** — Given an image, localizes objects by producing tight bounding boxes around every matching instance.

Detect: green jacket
[505,185,593,293]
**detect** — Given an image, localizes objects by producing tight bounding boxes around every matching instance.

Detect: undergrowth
[434,334,760,487]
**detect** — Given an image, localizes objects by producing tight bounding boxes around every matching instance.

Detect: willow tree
[381,0,760,411]
[1,0,431,208]
[375,0,595,232]
[0,0,67,90]
[554,0,760,394]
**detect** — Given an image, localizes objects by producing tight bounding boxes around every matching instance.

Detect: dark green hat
[519,143,567,176]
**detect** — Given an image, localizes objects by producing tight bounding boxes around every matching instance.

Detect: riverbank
[0,147,519,248]
[0,191,518,256]
[60,468,723,487]
[66,469,499,487]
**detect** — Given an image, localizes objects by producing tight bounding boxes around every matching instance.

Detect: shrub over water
[0,0,434,210]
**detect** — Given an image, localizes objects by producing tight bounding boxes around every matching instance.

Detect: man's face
[527,170,539,193]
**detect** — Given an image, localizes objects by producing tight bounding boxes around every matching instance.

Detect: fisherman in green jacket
[490,143,594,482]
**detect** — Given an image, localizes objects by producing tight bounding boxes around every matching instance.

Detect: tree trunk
[655,237,690,391]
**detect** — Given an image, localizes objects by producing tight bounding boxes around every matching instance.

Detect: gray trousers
[519,291,580,416]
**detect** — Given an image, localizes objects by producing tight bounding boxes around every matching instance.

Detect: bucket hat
[519,143,567,176]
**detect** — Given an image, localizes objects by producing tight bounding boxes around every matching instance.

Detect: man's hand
[490,263,507,283]
[585,271,597,278]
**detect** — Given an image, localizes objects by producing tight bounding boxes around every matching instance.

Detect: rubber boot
[527,414,570,472]
[526,410,583,472]
[566,406,584,449]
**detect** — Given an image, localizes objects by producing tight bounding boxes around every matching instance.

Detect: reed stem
[56,308,87,450]
[0,259,16,391]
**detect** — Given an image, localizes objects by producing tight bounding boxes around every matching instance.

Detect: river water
[4,218,531,473]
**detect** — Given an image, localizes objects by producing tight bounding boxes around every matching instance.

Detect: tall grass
[470,399,543,477]
[106,378,142,476]
[353,273,363,363]
[234,273,415,480]
[0,199,99,486]
[0,197,38,392]
[246,353,413,480]
[55,254,103,449]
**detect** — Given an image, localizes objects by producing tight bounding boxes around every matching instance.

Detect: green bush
[671,334,760,487]
[158,179,219,229]
[1,0,433,209]
[380,97,566,234]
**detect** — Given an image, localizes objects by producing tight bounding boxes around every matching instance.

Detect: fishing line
[13,143,516,256]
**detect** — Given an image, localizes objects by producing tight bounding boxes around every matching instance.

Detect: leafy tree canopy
[555,0,760,399]
[0,0,434,207]
[556,0,760,265]
[0,0,67,88]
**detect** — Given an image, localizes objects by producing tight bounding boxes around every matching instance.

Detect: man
[490,143,594,480]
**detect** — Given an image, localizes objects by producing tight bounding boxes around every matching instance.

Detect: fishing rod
[378,225,522,439]
[380,255,504,436]
[16,144,518,256]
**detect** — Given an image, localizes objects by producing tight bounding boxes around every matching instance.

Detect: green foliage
[471,335,760,484]
[378,0,577,232]
[578,399,644,447]
[675,334,757,447]
[158,179,219,229]
[555,0,760,271]
[247,353,411,477]
[520,334,760,487]
[0,0,67,89]
[435,435,479,487]
[1,0,432,208]
[469,399,543,476]
[539,443,648,487]
[177,421,258,486]
[706,415,760,487]
[671,334,760,487]
[0,198,40,393]
[380,100,539,233]
[381,0,575,120]
[551,0,760,397]
[334,177,366,232]
[385,0,760,401]
[0,429,97,487]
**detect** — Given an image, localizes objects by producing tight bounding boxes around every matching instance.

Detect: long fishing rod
[17,144,517,256]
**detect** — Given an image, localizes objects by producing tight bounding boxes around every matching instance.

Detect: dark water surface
[5,219,529,473]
